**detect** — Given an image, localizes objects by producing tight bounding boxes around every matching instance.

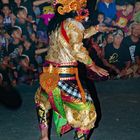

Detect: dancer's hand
[99,25,116,32]
[89,65,109,77]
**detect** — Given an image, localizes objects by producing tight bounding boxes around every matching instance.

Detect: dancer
[35,0,109,140]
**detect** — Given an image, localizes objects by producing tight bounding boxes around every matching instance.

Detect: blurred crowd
[0,0,140,87]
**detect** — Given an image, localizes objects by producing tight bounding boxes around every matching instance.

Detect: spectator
[0,12,8,49]
[102,29,131,78]
[94,12,112,49]
[0,0,139,85]
[105,32,114,45]
[23,39,37,68]
[15,6,34,39]
[11,0,35,20]
[17,55,34,84]
[38,5,55,26]
[97,0,116,25]
[116,0,136,6]
[35,42,48,73]
[135,44,140,76]
[122,23,140,63]
[97,12,105,26]
[1,4,15,30]
[100,32,114,57]
[122,23,140,77]
[0,42,7,65]
[0,0,12,9]
[87,37,107,81]
[33,0,51,43]
[0,12,4,28]
[23,39,48,72]
[113,3,134,33]
[7,26,23,55]
[0,56,11,86]
[29,31,38,44]
[90,38,103,59]
[133,1,140,23]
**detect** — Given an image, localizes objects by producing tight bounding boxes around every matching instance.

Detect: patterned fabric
[45,18,93,65]
[36,103,49,130]
[35,17,99,136]
[58,80,93,102]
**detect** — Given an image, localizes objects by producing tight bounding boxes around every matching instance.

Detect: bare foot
[39,136,49,140]
[40,127,49,140]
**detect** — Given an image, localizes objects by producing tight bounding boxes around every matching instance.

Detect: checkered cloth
[58,81,93,102]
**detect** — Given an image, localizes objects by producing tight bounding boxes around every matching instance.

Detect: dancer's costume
[35,0,99,139]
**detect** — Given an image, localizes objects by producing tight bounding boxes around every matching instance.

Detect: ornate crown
[54,0,87,15]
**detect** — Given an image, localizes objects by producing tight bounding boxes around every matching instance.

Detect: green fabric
[52,87,67,135]
[52,88,91,135]
[42,92,48,98]
[64,101,91,111]
[53,111,67,135]
[53,87,66,118]
[87,58,93,65]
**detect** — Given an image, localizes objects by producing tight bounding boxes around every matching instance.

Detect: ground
[0,78,140,140]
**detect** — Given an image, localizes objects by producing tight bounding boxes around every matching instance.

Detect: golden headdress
[54,0,87,15]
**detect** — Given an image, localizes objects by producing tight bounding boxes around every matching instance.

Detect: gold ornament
[55,0,87,15]
[40,66,59,93]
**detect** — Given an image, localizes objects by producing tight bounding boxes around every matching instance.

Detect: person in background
[135,43,140,76]
[97,0,116,25]
[23,39,37,67]
[11,0,36,20]
[122,23,140,77]
[33,0,51,44]
[6,26,23,84]
[0,12,8,50]
[17,55,35,84]
[15,6,35,39]
[102,29,131,78]
[133,1,140,23]
[7,26,23,55]
[86,37,107,81]
[113,3,134,33]
[1,4,15,30]
[97,12,105,26]
[0,0,12,9]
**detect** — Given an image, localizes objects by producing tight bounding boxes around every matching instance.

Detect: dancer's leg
[36,104,50,140]
[35,88,51,140]
[74,130,88,140]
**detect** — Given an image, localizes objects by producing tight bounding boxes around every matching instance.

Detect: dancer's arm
[65,21,109,77]
[84,25,99,39]
[84,25,115,39]
[33,0,51,6]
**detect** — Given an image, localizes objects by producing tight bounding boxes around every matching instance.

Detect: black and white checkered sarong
[58,80,93,102]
